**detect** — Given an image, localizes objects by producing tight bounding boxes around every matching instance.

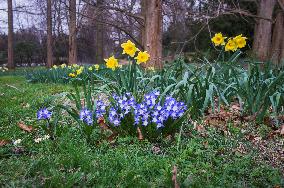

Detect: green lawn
[0,76,283,187]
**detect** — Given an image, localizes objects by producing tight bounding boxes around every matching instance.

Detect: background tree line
[0,0,284,69]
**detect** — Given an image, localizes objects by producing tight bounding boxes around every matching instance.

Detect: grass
[0,76,283,187]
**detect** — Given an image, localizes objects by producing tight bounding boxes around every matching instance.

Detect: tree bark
[95,0,104,64]
[47,0,53,68]
[142,0,163,69]
[270,11,284,65]
[7,0,14,69]
[253,0,276,62]
[68,0,77,65]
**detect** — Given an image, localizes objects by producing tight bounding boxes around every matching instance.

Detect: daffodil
[121,40,137,57]
[225,39,238,52]
[52,65,58,69]
[88,66,93,71]
[69,73,76,78]
[135,51,150,64]
[76,67,84,75]
[105,56,119,70]
[94,64,100,71]
[147,66,155,71]
[233,34,247,49]
[211,33,226,46]
[60,63,66,68]
[72,64,79,68]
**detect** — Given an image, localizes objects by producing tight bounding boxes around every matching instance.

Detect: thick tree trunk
[68,0,77,65]
[253,0,276,62]
[7,0,14,69]
[142,0,163,69]
[270,11,284,65]
[47,0,53,68]
[95,0,104,64]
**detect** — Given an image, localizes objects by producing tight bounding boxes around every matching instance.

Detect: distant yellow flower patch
[69,73,76,78]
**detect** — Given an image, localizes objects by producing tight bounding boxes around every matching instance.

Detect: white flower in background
[34,135,50,143]
[13,139,22,145]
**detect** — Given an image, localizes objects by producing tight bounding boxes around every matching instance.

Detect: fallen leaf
[172,165,179,188]
[0,139,10,146]
[137,127,144,140]
[17,122,33,132]
[280,125,284,136]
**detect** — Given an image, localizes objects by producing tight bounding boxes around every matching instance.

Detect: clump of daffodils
[211,33,247,52]
[104,40,150,70]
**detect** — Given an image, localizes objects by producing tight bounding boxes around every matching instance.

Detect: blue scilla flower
[108,107,121,126]
[96,100,107,118]
[80,109,93,125]
[37,108,52,120]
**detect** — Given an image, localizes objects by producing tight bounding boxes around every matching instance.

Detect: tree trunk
[142,0,163,69]
[47,0,53,68]
[68,0,77,65]
[7,0,14,69]
[252,0,276,62]
[95,0,104,64]
[270,11,284,65]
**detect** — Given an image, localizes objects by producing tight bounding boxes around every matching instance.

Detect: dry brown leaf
[280,125,284,136]
[137,127,144,140]
[107,133,118,143]
[98,117,109,130]
[0,139,10,146]
[17,122,33,132]
[172,165,179,188]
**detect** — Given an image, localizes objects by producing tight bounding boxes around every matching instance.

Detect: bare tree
[68,0,77,64]
[142,0,163,69]
[253,0,276,62]
[7,0,14,69]
[95,0,104,64]
[47,0,53,67]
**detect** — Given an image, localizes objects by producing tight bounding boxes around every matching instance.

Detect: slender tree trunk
[270,11,284,65]
[47,0,53,68]
[95,0,104,64]
[68,0,77,65]
[142,0,163,69]
[252,0,276,62]
[7,0,14,69]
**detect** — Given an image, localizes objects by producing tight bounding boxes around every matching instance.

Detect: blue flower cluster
[79,109,93,125]
[37,108,52,120]
[108,91,187,129]
[79,100,107,126]
[108,93,135,126]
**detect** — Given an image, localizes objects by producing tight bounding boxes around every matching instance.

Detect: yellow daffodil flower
[76,67,84,75]
[211,33,226,46]
[105,56,119,70]
[225,39,238,52]
[60,64,66,68]
[233,34,247,49]
[147,66,155,71]
[121,40,137,57]
[88,67,93,71]
[94,64,100,71]
[52,65,58,69]
[135,51,150,64]
[69,73,76,78]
